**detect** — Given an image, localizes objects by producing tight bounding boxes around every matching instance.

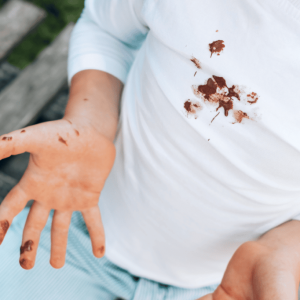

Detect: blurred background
[0,0,83,69]
[0,0,84,201]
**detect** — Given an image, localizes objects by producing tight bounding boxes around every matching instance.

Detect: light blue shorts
[0,207,218,300]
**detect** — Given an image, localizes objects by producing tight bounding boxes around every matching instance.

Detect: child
[0,0,300,299]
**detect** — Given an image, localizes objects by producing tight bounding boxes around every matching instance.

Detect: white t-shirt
[68,0,300,289]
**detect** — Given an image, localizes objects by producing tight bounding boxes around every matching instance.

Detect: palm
[0,119,115,269]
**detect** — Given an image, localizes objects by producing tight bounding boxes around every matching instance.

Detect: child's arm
[0,69,122,269]
[198,220,300,300]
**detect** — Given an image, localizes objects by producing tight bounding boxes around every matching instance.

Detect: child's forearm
[64,70,123,142]
[256,220,300,281]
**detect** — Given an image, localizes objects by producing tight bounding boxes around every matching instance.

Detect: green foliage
[6,0,84,69]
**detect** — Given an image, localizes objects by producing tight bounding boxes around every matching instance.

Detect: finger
[0,184,29,245]
[50,210,72,269]
[19,201,50,270]
[0,123,50,159]
[81,206,105,258]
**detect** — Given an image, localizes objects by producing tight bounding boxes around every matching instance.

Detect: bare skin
[0,70,123,269]
[197,220,300,300]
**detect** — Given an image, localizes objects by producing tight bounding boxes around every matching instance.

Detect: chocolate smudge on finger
[0,220,9,244]
[19,258,33,269]
[98,246,105,256]
[21,130,26,133]
[20,240,34,254]
[209,40,225,57]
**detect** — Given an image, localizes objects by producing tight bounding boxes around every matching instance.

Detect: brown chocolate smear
[234,110,249,123]
[209,40,225,57]
[247,92,259,104]
[227,85,240,100]
[0,220,9,244]
[20,240,34,254]
[58,136,68,146]
[190,56,201,69]
[197,79,217,100]
[7,137,12,141]
[216,30,218,32]
[2,137,7,140]
[194,71,197,77]
[184,99,202,118]
[211,112,220,123]
[216,99,233,116]
[99,246,105,256]
[212,75,227,89]
[21,130,26,133]
[74,129,80,136]
[19,258,33,269]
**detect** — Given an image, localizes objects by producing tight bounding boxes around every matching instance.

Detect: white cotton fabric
[68,0,300,289]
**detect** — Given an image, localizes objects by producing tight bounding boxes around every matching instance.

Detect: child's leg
[0,207,137,300]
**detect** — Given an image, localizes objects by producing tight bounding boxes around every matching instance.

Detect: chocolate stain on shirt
[58,136,68,146]
[212,75,227,89]
[184,100,202,119]
[20,240,34,254]
[209,40,225,57]
[247,92,259,104]
[0,220,9,244]
[190,56,201,69]
[21,130,26,133]
[217,99,233,116]
[211,112,220,123]
[228,85,241,101]
[192,75,259,120]
[234,110,249,123]
[194,71,197,77]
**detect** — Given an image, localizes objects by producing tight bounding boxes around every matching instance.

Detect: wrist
[63,111,118,143]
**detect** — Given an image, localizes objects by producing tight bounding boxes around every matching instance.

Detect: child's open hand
[0,118,115,269]
[197,241,299,300]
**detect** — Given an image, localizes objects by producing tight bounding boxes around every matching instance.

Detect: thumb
[0,124,43,159]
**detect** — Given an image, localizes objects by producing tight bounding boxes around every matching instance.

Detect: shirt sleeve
[68,0,149,84]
